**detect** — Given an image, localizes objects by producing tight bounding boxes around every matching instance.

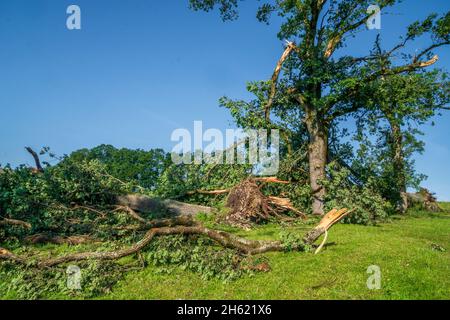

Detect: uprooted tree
[1,1,449,299]
[0,147,355,298]
[0,206,352,268]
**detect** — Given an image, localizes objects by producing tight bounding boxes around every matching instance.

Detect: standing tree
[190,0,449,215]
[352,36,449,211]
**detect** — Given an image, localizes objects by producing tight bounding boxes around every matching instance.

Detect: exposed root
[225,179,270,229]
[225,179,305,229]
[178,177,301,229]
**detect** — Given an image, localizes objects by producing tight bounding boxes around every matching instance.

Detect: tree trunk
[390,121,407,213]
[116,195,216,218]
[306,114,328,216]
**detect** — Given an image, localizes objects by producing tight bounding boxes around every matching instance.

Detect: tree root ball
[225,179,270,229]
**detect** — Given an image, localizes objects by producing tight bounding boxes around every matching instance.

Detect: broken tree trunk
[0,208,351,268]
[303,208,353,244]
[116,194,216,218]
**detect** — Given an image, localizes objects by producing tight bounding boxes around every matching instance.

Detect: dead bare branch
[25,147,43,173]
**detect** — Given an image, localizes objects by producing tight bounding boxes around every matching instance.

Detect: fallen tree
[0,146,351,279]
[176,177,306,229]
[116,194,216,217]
[404,188,442,212]
[0,208,352,268]
[116,177,305,230]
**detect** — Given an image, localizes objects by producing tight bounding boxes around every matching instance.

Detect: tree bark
[116,194,216,217]
[25,147,43,173]
[0,218,32,230]
[389,120,408,213]
[306,114,328,216]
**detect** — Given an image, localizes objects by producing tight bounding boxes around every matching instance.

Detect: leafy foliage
[67,144,169,191]
[0,259,125,299]
[323,162,391,225]
[0,155,130,242]
[146,235,248,282]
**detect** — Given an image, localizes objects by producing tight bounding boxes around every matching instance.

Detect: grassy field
[105,208,450,300]
[1,206,450,300]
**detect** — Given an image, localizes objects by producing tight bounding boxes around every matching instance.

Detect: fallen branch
[2,226,280,267]
[51,203,109,218]
[24,234,94,245]
[0,218,32,230]
[114,205,149,224]
[0,248,27,264]
[25,147,43,173]
[182,177,290,197]
[303,208,354,244]
[253,177,290,184]
[0,208,351,268]
[265,41,298,121]
[118,215,197,233]
[405,188,442,212]
[314,230,328,255]
[185,189,231,196]
[267,196,307,220]
[113,205,196,229]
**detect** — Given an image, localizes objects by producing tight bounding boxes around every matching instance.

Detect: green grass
[2,206,450,300]
[105,209,450,300]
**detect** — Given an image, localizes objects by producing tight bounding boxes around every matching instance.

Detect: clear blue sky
[0,1,449,199]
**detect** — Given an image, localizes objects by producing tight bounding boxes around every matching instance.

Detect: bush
[0,158,130,241]
[323,162,392,225]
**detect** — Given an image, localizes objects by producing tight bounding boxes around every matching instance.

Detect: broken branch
[265,41,298,121]
[25,147,43,173]
[0,218,32,230]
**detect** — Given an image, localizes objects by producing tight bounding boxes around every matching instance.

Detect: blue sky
[0,1,449,199]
